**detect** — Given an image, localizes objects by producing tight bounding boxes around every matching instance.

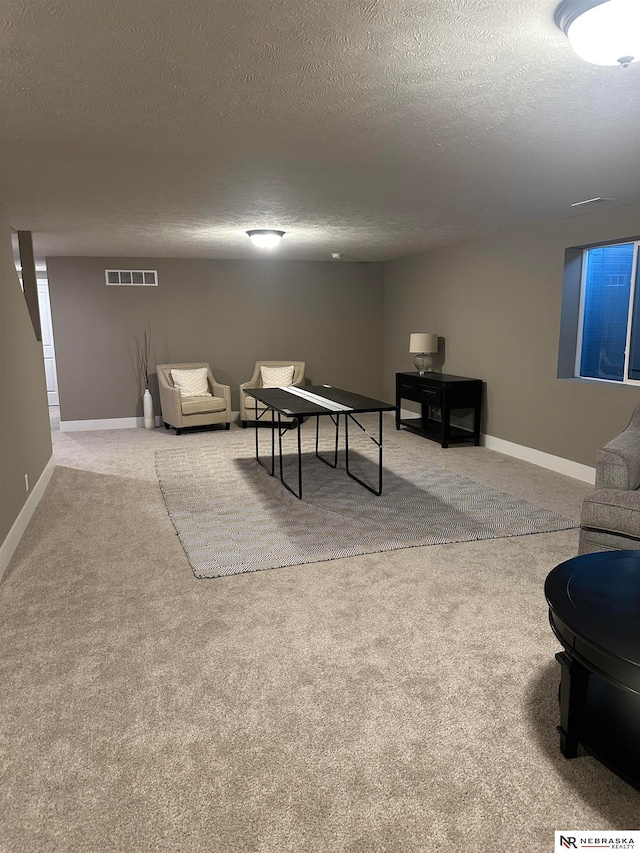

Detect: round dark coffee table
[544,550,640,789]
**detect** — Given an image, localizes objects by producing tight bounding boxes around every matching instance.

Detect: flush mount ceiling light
[246,229,285,249]
[554,0,640,67]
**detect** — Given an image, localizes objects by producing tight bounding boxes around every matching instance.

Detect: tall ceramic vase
[143,388,155,430]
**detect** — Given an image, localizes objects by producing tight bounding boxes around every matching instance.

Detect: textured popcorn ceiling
[1,0,639,262]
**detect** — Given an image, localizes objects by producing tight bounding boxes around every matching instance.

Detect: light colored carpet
[1,412,637,853]
[156,441,578,577]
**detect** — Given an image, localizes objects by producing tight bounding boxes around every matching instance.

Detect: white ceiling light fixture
[246,229,285,249]
[554,0,640,67]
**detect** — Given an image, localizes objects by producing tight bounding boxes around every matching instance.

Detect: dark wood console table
[395,372,482,448]
[545,550,640,789]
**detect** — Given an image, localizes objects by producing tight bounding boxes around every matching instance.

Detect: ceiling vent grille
[105,269,158,286]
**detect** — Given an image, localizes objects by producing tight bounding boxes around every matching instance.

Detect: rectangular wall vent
[105,269,158,286]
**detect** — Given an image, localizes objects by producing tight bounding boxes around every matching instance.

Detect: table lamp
[409,333,438,375]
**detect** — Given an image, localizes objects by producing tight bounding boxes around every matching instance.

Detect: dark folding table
[243,385,397,499]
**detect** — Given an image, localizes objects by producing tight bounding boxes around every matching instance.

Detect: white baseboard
[60,415,162,432]
[60,412,242,432]
[398,408,595,483]
[0,454,56,581]
[482,434,596,484]
[58,410,596,483]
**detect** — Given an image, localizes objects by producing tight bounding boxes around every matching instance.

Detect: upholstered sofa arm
[238,379,258,420]
[595,405,640,491]
[210,381,231,407]
[157,375,183,427]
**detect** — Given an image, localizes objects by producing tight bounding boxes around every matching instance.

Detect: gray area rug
[155,443,578,578]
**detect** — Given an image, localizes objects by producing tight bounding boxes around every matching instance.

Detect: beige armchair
[156,363,231,435]
[239,361,306,428]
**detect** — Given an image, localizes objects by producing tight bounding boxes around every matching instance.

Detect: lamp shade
[246,229,285,248]
[554,0,640,67]
[409,333,438,353]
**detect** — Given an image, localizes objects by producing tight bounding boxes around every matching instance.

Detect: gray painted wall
[3,199,640,560]
[0,202,52,543]
[45,257,385,421]
[383,202,640,467]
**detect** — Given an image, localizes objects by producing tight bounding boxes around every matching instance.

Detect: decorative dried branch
[135,325,152,391]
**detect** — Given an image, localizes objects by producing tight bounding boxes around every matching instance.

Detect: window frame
[557,234,640,387]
